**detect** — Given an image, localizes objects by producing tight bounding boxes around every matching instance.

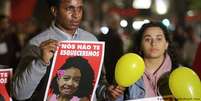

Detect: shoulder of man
[28,28,54,46]
[77,28,98,41]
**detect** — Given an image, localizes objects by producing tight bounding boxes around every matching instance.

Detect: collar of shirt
[51,22,78,40]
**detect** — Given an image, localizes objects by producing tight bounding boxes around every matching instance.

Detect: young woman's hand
[107,85,125,100]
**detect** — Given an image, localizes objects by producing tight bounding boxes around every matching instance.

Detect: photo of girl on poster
[48,56,94,101]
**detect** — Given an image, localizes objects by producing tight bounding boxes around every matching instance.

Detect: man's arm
[12,45,48,100]
[12,39,58,100]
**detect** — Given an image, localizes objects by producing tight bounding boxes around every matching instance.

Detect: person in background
[98,12,124,85]
[124,21,179,100]
[12,0,98,100]
[0,14,20,70]
[96,13,125,101]
[49,56,94,101]
[181,25,200,67]
[172,26,186,66]
[192,42,201,79]
[14,17,41,49]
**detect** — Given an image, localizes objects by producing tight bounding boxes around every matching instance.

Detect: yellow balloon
[169,67,201,101]
[115,53,145,87]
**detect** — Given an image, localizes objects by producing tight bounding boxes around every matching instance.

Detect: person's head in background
[133,21,178,68]
[50,56,94,99]
[47,0,83,34]
[0,15,10,35]
[184,25,200,43]
[106,12,121,30]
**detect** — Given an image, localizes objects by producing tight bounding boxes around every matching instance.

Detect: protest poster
[0,67,12,101]
[44,41,105,101]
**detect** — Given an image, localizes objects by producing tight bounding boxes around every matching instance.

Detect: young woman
[96,21,179,101]
[124,21,178,100]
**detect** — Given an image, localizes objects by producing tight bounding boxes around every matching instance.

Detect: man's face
[57,67,81,96]
[54,0,83,34]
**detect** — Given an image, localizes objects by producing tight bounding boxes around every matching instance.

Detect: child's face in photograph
[57,67,81,96]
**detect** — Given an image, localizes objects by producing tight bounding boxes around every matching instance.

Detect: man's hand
[39,39,58,64]
[107,85,125,100]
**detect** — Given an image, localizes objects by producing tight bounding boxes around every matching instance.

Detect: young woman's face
[57,67,81,96]
[141,27,168,59]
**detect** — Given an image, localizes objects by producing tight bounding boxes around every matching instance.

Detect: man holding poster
[12,0,100,100]
[45,40,106,101]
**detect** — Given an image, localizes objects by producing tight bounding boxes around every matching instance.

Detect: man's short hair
[47,0,61,7]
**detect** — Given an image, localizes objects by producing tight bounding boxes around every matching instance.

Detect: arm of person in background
[96,66,125,101]
[12,39,58,100]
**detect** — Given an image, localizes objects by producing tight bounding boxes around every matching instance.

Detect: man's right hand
[39,39,58,64]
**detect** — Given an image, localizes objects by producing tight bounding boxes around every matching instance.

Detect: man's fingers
[40,39,58,48]
[40,39,58,53]
[39,39,59,64]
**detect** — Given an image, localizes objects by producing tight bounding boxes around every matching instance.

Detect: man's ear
[50,6,57,17]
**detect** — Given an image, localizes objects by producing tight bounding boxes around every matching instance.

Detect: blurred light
[132,0,151,9]
[132,20,150,30]
[120,19,128,28]
[156,0,168,15]
[187,10,194,16]
[162,19,170,27]
[144,19,150,23]
[100,26,109,34]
